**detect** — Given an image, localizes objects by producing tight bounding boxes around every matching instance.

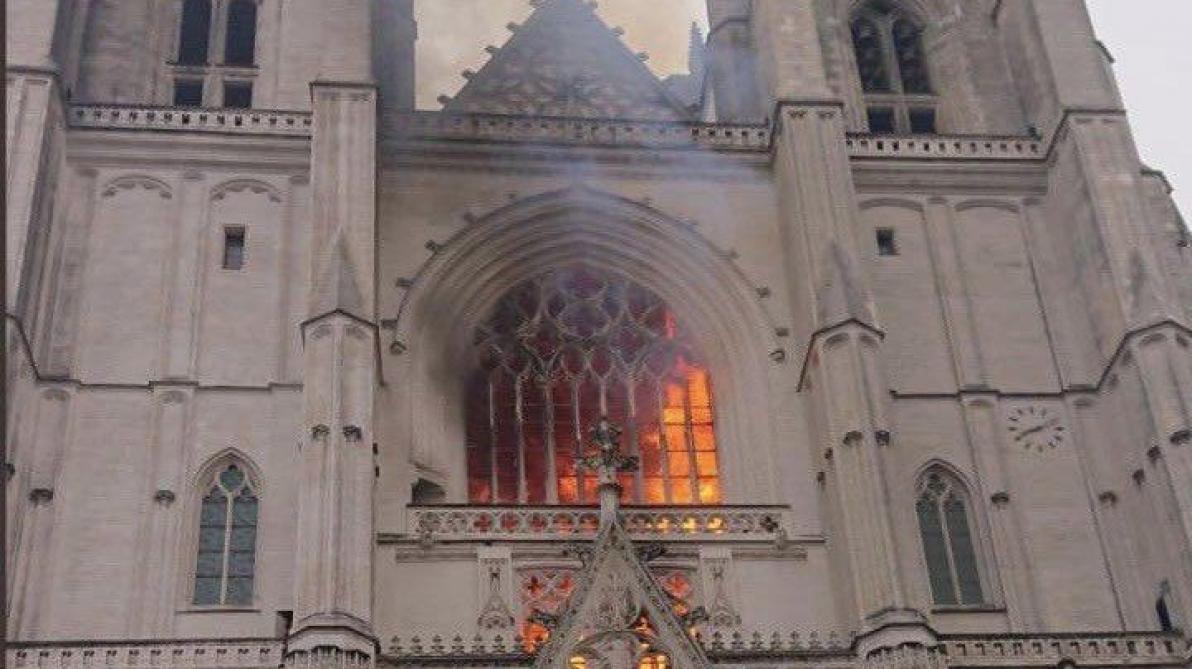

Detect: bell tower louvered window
[466,265,722,506]
[850,2,936,134]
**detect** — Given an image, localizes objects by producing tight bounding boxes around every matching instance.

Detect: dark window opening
[224,0,258,66]
[909,107,937,134]
[222,227,246,270]
[223,82,253,109]
[867,107,896,134]
[174,80,204,107]
[177,0,213,65]
[1157,596,1174,632]
[411,479,447,505]
[876,228,898,256]
[851,17,890,93]
[893,18,931,94]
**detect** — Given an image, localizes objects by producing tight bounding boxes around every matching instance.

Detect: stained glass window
[916,470,985,606]
[466,265,722,506]
[194,463,258,606]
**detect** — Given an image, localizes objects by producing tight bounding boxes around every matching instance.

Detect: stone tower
[5,1,1191,668]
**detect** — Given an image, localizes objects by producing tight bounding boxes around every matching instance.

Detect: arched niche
[382,187,783,508]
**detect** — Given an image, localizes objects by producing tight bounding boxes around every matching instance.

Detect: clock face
[1007,405,1066,452]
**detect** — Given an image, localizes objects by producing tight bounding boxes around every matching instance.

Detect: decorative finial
[578,417,638,525]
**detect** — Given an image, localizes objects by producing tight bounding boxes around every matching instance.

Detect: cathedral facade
[5,0,1192,667]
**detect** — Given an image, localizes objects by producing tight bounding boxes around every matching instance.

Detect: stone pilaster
[133,386,193,636]
[8,385,72,639]
[288,1,379,660]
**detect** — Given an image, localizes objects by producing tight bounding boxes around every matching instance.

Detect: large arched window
[193,462,259,606]
[177,0,213,65]
[850,1,936,134]
[223,0,258,66]
[915,468,985,606]
[466,265,721,506]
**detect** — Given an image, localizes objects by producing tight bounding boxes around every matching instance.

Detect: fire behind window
[467,265,721,506]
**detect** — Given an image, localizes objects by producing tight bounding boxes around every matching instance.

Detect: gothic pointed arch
[385,187,782,507]
[913,463,988,606]
[188,449,263,607]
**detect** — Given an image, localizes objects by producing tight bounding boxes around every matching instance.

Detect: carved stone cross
[578,417,639,526]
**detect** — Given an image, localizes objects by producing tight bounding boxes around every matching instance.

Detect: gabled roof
[443,0,694,122]
[531,521,710,669]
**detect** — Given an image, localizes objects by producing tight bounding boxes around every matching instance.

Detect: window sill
[178,605,262,614]
[931,604,1005,614]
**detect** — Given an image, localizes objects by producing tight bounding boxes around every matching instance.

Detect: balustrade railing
[845,133,1043,160]
[6,639,283,669]
[940,632,1189,667]
[69,104,312,137]
[406,504,792,542]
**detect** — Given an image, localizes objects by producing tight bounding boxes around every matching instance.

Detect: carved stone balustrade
[405,504,793,543]
[390,112,772,152]
[6,639,284,669]
[845,134,1044,161]
[68,104,313,137]
[940,632,1190,668]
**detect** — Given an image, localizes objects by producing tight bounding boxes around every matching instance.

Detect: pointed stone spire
[688,22,707,78]
[310,232,366,320]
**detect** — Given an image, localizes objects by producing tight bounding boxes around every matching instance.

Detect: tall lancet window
[177,0,213,65]
[223,0,258,66]
[850,1,936,134]
[916,469,985,606]
[194,463,259,606]
[466,265,722,506]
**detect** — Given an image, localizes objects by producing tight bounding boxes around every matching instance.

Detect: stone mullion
[514,376,527,504]
[626,376,643,504]
[543,379,558,505]
[923,197,987,389]
[488,376,498,504]
[656,379,674,505]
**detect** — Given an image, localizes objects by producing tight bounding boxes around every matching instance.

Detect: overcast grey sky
[415,0,1188,220]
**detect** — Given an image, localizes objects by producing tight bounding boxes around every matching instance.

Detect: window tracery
[850,2,936,133]
[193,463,259,606]
[915,469,984,606]
[466,265,721,506]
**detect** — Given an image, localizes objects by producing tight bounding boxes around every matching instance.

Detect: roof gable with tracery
[442,0,694,122]
[531,522,710,669]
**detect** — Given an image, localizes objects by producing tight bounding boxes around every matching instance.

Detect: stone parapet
[403,504,794,543]
[67,104,313,137]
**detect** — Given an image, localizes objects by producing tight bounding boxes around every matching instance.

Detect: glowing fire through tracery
[466,264,721,505]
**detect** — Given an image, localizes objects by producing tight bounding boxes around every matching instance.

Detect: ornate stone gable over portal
[443,0,694,121]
